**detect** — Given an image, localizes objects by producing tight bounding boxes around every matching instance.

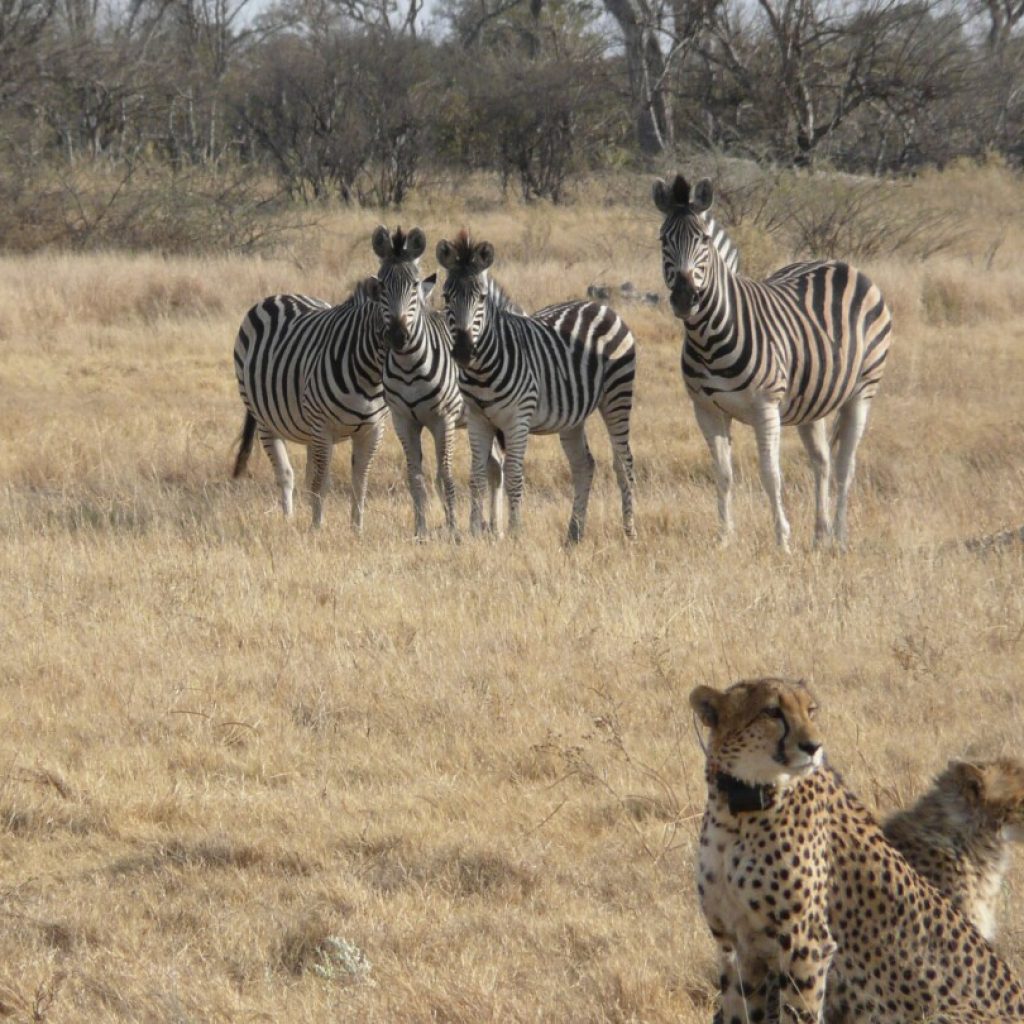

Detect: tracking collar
[715,771,776,814]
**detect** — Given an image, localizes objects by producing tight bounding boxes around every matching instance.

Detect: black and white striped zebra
[231,278,388,529]
[436,231,637,544]
[654,173,894,550]
[372,224,503,538]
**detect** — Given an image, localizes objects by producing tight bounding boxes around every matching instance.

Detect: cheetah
[884,758,1024,943]
[690,676,1024,1023]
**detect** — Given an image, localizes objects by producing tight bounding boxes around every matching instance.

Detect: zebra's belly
[529,394,600,435]
[686,381,772,425]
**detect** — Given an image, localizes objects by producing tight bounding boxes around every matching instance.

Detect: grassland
[1,165,1023,1023]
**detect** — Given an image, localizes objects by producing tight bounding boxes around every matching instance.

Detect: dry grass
[1,168,1023,1023]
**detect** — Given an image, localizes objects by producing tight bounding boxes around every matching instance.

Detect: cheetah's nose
[798,740,822,757]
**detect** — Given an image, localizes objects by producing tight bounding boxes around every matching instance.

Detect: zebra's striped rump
[231,276,389,528]
[654,173,893,549]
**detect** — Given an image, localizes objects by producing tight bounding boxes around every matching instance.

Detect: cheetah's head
[690,677,823,788]
[943,758,1024,842]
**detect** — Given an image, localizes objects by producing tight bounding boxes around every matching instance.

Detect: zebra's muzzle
[385,321,410,349]
[670,280,698,319]
[452,328,473,367]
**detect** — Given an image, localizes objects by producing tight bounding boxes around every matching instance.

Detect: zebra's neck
[487,276,521,316]
[683,246,736,349]
[471,278,523,373]
[331,301,385,383]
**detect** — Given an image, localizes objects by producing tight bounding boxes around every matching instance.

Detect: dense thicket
[0,0,1020,248]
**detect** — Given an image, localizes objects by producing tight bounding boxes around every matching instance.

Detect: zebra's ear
[372,225,392,259]
[690,178,714,214]
[362,276,381,302]
[652,178,674,214]
[436,239,457,270]
[421,272,437,301]
[689,685,724,730]
[407,227,427,260]
[475,241,495,271]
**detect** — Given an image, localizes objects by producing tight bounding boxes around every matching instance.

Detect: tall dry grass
[0,167,1022,1023]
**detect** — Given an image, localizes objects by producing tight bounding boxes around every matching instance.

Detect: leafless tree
[602,0,717,156]
[703,0,967,166]
[0,0,58,98]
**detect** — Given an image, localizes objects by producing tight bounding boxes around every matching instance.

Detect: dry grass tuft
[0,168,1022,1021]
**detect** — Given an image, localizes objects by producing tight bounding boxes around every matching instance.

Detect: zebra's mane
[449,229,476,267]
[487,276,523,316]
[388,227,414,262]
[351,277,381,303]
[666,174,693,209]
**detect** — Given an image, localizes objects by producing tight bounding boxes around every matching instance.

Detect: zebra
[435,231,637,544]
[653,173,894,551]
[231,278,388,530]
[372,224,503,538]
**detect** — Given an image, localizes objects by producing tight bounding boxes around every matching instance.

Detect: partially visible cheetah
[690,677,1024,1023]
[884,757,1024,942]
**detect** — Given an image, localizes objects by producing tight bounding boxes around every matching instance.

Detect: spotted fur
[884,758,1024,943]
[691,678,1024,1024]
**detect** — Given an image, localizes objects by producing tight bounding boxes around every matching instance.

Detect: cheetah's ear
[372,225,393,259]
[690,685,724,730]
[407,227,427,261]
[436,239,457,270]
[949,760,986,801]
[690,178,714,214]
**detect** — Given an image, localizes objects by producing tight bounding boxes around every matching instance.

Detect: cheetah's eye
[762,707,785,721]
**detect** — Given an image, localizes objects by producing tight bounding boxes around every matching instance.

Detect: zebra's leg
[797,419,832,547]
[394,412,429,539]
[259,429,294,517]
[752,402,791,552]
[305,439,333,528]
[832,396,872,549]
[486,439,505,535]
[559,424,596,545]
[431,417,458,536]
[467,414,497,536]
[502,426,530,536]
[599,399,636,540]
[692,404,734,545]
[350,421,385,534]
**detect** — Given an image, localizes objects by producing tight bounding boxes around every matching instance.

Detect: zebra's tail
[232,411,257,478]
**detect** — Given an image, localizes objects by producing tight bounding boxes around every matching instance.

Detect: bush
[0,160,299,255]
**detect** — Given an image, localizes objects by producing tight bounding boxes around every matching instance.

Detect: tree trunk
[603,0,674,157]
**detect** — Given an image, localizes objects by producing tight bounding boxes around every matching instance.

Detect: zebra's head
[372,225,432,352]
[653,174,716,319]
[436,231,494,368]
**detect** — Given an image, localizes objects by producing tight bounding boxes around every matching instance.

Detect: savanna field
[1,165,1023,1022]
